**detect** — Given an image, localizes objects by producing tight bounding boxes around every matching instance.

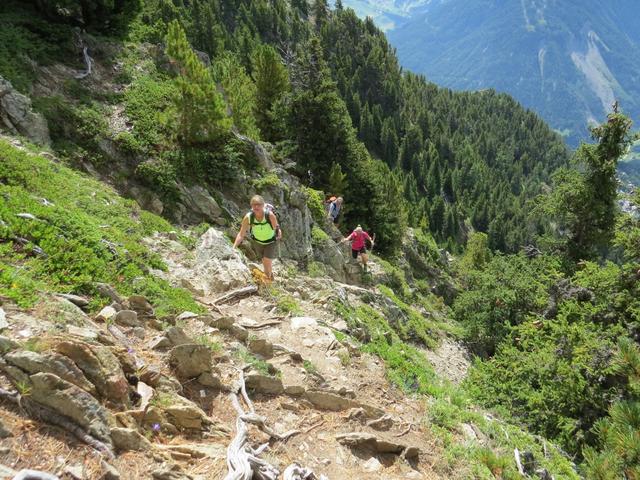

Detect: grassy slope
[0,139,202,318]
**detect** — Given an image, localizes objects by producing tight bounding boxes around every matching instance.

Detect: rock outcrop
[0,75,50,145]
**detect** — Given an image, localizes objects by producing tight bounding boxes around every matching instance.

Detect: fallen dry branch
[214,286,258,305]
[394,424,413,438]
[241,320,283,330]
[0,387,114,459]
[12,470,60,480]
[224,372,327,480]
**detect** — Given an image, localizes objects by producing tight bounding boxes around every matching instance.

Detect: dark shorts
[351,246,367,259]
[253,240,277,259]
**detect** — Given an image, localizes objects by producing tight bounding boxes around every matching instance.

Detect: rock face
[29,372,113,445]
[4,350,96,394]
[53,339,130,406]
[174,228,251,296]
[175,184,225,225]
[110,427,152,452]
[0,75,50,145]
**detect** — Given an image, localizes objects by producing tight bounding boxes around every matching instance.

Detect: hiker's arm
[268,211,281,240]
[233,216,250,248]
[339,233,353,244]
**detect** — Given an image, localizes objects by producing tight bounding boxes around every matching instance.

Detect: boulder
[95,283,124,304]
[29,373,113,445]
[110,427,152,452]
[0,335,19,353]
[139,366,182,393]
[165,327,191,346]
[127,295,154,318]
[0,307,7,330]
[55,293,89,308]
[248,338,273,358]
[96,306,117,323]
[180,229,251,295]
[53,339,130,406]
[0,75,50,145]
[0,417,11,438]
[366,414,394,431]
[115,310,139,327]
[335,432,420,458]
[168,344,212,378]
[304,390,384,418]
[245,372,284,395]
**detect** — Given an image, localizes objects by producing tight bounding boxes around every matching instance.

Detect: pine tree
[328,162,348,196]
[543,106,636,261]
[251,44,289,142]
[165,20,230,145]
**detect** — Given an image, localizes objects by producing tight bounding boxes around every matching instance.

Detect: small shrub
[307,261,326,278]
[277,295,302,315]
[311,225,329,247]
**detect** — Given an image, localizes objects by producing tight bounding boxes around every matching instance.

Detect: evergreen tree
[541,106,636,261]
[328,162,348,196]
[166,20,230,145]
[251,44,289,142]
[212,53,259,139]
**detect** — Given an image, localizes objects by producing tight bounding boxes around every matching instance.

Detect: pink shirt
[348,231,371,250]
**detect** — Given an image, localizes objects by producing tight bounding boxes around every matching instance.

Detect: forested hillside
[0,0,569,253]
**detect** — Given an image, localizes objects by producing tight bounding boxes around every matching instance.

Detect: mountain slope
[386,0,640,146]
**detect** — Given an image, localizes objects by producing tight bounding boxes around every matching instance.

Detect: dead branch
[214,286,258,306]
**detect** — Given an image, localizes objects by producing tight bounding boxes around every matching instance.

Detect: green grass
[0,140,203,318]
[236,347,277,377]
[195,335,222,353]
[302,360,317,375]
[276,294,302,315]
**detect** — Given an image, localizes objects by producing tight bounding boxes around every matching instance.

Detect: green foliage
[584,339,640,479]
[0,1,74,92]
[166,20,231,146]
[123,76,178,153]
[311,225,329,247]
[453,253,560,355]
[538,109,637,261]
[307,261,326,278]
[251,172,282,192]
[0,141,202,319]
[302,187,326,225]
[457,232,492,274]
[251,44,289,142]
[195,334,222,353]
[327,162,347,196]
[467,314,625,456]
[302,359,317,374]
[276,294,302,315]
[135,158,179,200]
[212,52,260,139]
[236,347,276,376]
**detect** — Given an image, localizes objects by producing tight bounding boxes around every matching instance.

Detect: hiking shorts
[253,240,277,259]
[351,246,367,259]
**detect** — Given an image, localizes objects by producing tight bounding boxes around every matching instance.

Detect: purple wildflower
[152,423,161,432]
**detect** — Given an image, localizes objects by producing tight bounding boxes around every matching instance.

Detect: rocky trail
[0,227,450,480]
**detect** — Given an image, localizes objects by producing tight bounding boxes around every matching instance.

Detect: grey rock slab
[115,310,139,327]
[110,427,152,451]
[0,335,19,353]
[169,344,212,378]
[165,327,191,346]
[55,293,89,308]
[5,350,96,394]
[305,390,384,418]
[0,307,7,330]
[245,373,284,395]
[29,372,113,445]
[0,75,50,145]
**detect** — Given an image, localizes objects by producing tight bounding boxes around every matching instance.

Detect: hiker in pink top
[340,225,374,272]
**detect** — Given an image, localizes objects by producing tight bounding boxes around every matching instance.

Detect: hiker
[340,225,374,271]
[327,196,343,224]
[233,195,281,280]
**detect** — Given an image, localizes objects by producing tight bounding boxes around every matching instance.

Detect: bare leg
[263,257,273,279]
[361,253,368,272]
